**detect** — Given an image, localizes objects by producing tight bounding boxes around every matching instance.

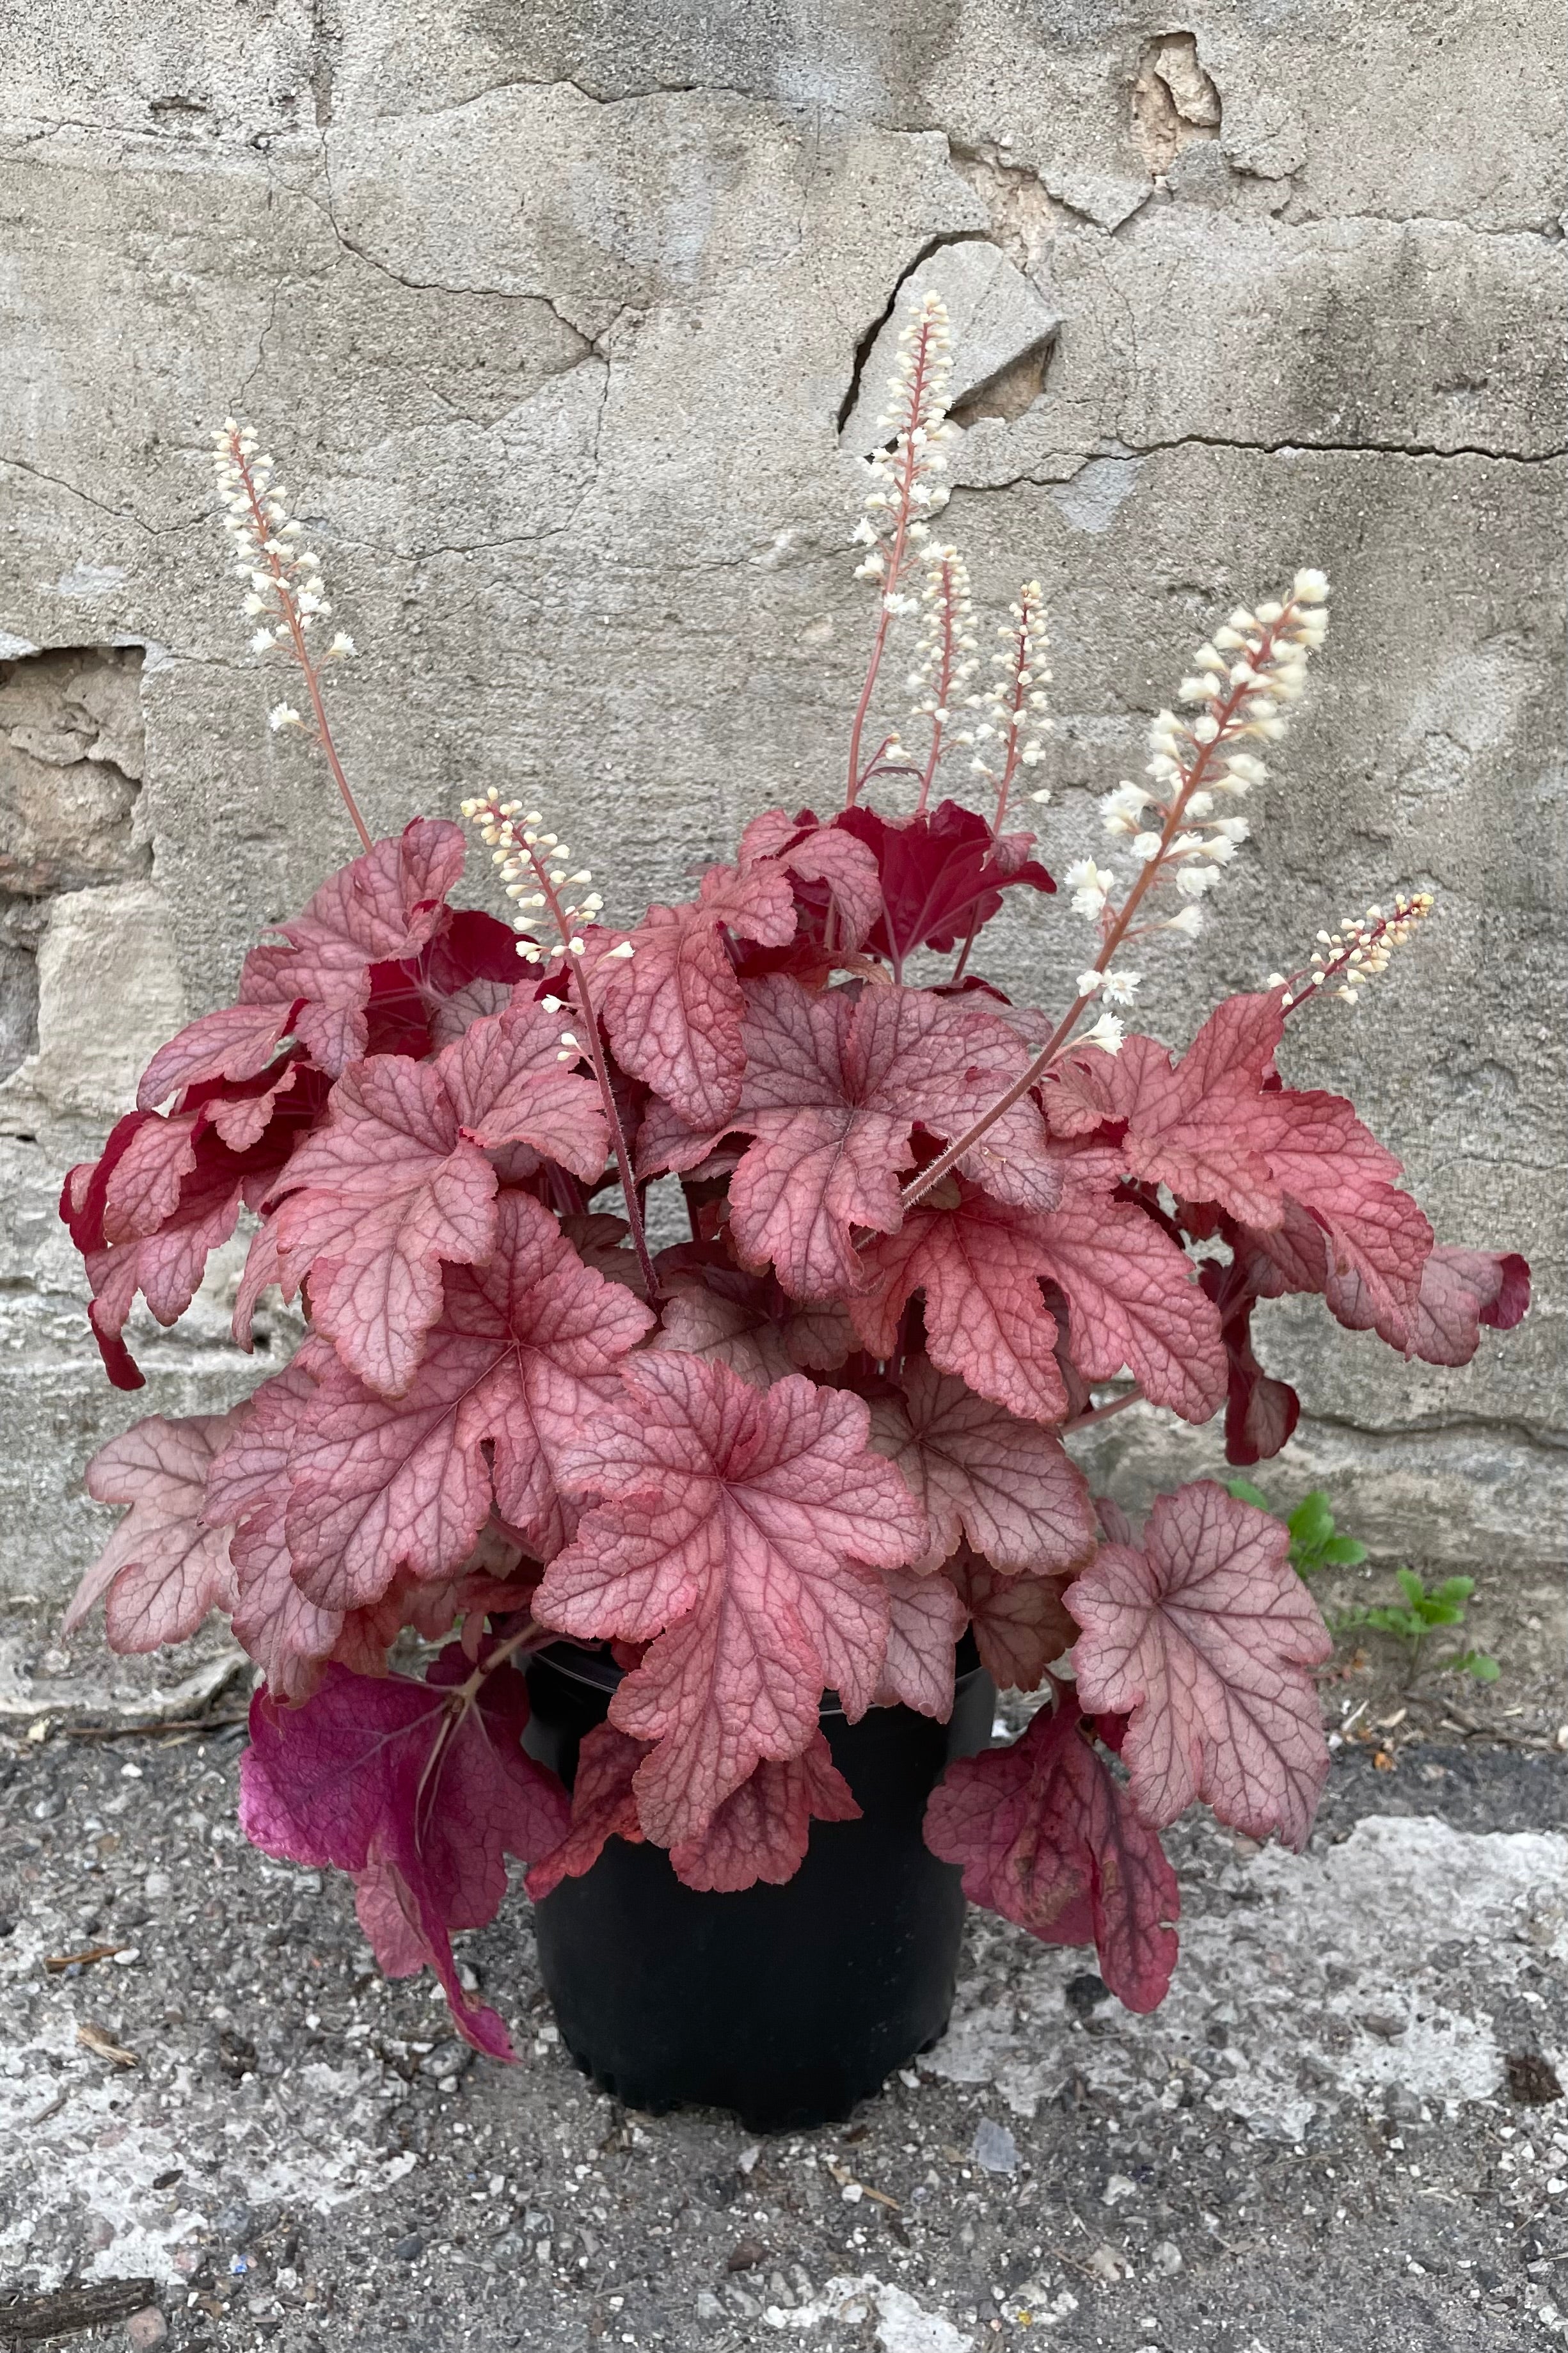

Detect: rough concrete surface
[1,1719,1565,2351]
[0,1,1563,1652]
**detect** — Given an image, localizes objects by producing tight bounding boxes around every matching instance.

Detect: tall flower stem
[915,552,962,815]
[902,612,1295,1212]
[510,843,658,1305]
[220,427,373,854]
[845,304,948,810]
[1274,893,1436,1016]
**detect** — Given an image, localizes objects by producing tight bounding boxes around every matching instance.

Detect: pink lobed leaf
[642,977,1065,1301]
[1067,1481,1333,1849]
[67,1409,247,1652]
[854,1183,1223,1427]
[534,1352,926,1847]
[283,1193,654,1611]
[599,861,798,1128]
[270,1057,499,1398]
[1047,994,1433,1323]
[99,1113,202,1245]
[669,1731,860,1891]
[1324,1242,1532,1367]
[945,1547,1077,1691]
[875,1567,967,1718]
[853,1184,1071,1424]
[1026,1201,1227,1424]
[270,818,468,1074]
[651,1256,853,1394]
[239,1647,569,2055]
[924,1693,1179,2010]
[207,1351,345,1698]
[137,1000,301,1113]
[436,999,608,1176]
[867,1355,1097,1575]
[737,810,886,952]
[525,1721,648,1901]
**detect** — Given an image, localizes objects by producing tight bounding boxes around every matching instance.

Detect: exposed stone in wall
[0,647,147,1079]
[0,0,1563,1663]
[1131,33,1223,182]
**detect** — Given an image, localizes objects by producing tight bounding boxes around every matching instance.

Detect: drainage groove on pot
[523,1640,995,2131]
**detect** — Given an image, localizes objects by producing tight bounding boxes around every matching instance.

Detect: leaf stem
[1063,1386,1146,1433]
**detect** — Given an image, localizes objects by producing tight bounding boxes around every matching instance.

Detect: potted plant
[59,294,1529,2131]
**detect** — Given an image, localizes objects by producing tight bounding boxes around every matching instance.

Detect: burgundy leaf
[598,861,798,1128]
[66,1410,246,1652]
[239,1648,569,2055]
[669,1732,860,1891]
[875,1567,967,1718]
[946,1547,1077,1691]
[836,800,1055,967]
[1067,1481,1333,1848]
[525,1721,647,1901]
[1228,1310,1300,1465]
[924,1695,1179,2011]
[534,1352,926,1847]
[284,1194,654,1611]
[867,1355,1097,1575]
[413,905,529,1049]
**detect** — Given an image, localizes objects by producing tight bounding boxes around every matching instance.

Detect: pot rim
[531,1636,986,1721]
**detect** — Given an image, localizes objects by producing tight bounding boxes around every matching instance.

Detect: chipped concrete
[839,244,1060,454]
[0,1,1563,1654]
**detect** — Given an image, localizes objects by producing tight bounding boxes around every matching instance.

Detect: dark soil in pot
[523,1641,995,2131]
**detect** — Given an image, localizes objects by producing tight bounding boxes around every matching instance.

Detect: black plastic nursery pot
[522,1641,995,2131]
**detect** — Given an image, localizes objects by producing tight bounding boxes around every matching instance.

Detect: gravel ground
[2,1719,1565,2353]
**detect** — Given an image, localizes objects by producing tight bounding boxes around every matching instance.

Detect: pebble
[972,2118,1018,2175]
[215,2201,255,2244]
[1150,2239,1184,2275]
[394,2233,424,2260]
[126,2311,168,2350]
[1064,1972,1109,2018]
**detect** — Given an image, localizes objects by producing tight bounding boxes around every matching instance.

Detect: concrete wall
[2,1,1564,1680]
